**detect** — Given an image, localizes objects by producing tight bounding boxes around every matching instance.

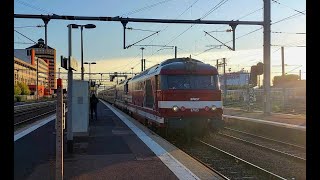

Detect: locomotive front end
[157,58,224,136]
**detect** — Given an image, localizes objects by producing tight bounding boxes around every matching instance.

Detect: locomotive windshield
[164,75,219,90]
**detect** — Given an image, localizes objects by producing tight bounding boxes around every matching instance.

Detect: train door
[145,79,154,108]
[155,75,159,109]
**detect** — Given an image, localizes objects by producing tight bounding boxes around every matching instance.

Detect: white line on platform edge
[14,114,56,142]
[100,100,200,180]
[223,115,306,131]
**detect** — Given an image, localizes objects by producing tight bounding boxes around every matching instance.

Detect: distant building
[26,38,57,90]
[219,70,250,89]
[14,49,49,96]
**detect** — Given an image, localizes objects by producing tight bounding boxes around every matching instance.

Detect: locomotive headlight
[172,106,179,112]
[211,105,217,111]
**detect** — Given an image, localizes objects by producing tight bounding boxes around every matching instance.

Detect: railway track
[14,101,56,114]
[178,139,286,179]
[14,101,66,127]
[219,127,306,162]
[14,107,56,126]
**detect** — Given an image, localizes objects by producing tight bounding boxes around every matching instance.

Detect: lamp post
[69,24,96,80]
[100,73,103,85]
[84,62,96,81]
[131,67,134,77]
[66,23,79,154]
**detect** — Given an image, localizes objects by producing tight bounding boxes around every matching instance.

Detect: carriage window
[155,75,160,90]
[145,79,154,108]
[124,84,128,94]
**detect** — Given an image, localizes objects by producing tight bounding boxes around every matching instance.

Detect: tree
[256,62,264,75]
[14,84,22,95]
[250,65,258,86]
[273,74,299,86]
[18,82,31,95]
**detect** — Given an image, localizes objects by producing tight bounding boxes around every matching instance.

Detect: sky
[14,0,306,87]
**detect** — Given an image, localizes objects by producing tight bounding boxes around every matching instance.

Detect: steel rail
[195,138,286,179]
[218,131,306,162]
[224,127,305,149]
[14,109,56,126]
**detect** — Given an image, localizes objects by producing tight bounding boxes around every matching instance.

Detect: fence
[14,95,54,102]
[223,87,306,114]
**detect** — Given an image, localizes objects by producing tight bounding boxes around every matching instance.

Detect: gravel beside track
[220,127,306,161]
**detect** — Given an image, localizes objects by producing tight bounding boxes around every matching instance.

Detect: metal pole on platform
[223,58,227,102]
[36,57,39,101]
[263,0,271,115]
[174,46,177,58]
[67,24,73,153]
[281,46,286,109]
[81,26,84,80]
[89,63,91,81]
[55,78,64,180]
[140,47,144,72]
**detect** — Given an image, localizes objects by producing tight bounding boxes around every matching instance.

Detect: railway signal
[250,65,257,86]
[257,62,264,75]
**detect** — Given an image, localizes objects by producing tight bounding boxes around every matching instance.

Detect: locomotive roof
[160,57,202,66]
[130,57,216,81]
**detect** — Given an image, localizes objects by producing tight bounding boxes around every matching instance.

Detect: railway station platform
[26,100,223,180]
[223,107,306,127]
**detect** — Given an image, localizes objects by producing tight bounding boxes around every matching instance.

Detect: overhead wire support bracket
[41,16,50,49]
[204,31,233,51]
[229,22,238,51]
[133,44,174,48]
[205,45,222,49]
[125,31,160,49]
[126,27,158,32]
[121,20,128,49]
[156,47,174,52]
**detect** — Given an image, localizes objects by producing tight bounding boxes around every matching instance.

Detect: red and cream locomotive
[99,57,224,136]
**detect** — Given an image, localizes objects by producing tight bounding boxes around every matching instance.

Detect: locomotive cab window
[165,75,219,90]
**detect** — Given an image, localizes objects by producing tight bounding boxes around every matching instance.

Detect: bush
[14,85,22,95]
[18,82,31,95]
[272,105,281,112]
[16,96,22,102]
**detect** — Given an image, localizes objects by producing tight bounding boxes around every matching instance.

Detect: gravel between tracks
[202,133,306,179]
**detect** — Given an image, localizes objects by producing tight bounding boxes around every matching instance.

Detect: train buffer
[26,100,224,180]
